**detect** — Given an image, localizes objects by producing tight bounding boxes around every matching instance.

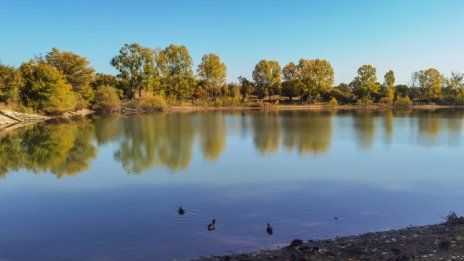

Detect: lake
[1,109,464,260]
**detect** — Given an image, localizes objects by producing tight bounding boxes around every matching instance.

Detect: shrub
[213,96,241,107]
[247,101,266,108]
[136,94,168,111]
[93,85,121,111]
[329,97,338,105]
[396,95,413,107]
[445,212,464,226]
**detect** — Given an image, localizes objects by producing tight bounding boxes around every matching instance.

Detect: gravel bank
[196,223,464,261]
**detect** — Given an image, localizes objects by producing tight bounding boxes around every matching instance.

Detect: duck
[266,223,273,235]
[178,207,185,215]
[208,219,216,231]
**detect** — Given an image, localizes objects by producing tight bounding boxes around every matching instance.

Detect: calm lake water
[1,109,464,260]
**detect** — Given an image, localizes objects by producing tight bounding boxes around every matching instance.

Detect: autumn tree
[197,53,226,100]
[413,68,444,102]
[297,59,334,103]
[157,44,195,100]
[282,62,301,102]
[384,70,395,105]
[352,64,379,102]
[111,43,157,99]
[0,63,22,104]
[20,60,77,114]
[252,60,281,100]
[45,48,95,108]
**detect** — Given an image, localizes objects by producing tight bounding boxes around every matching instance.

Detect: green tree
[0,63,22,105]
[45,48,95,108]
[413,68,444,102]
[197,53,227,100]
[331,83,355,104]
[282,62,301,102]
[448,71,464,90]
[92,73,118,89]
[297,59,334,103]
[157,44,195,100]
[20,60,77,114]
[384,70,395,105]
[252,60,281,100]
[238,76,255,101]
[111,43,157,99]
[352,64,379,102]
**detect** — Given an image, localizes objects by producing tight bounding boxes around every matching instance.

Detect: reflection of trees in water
[352,110,377,149]
[281,111,333,155]
[3,109,464,178]
[251,112,280,154]
[444,110,464,134]
[416,110,464,145]
[417,111,440,142]
[383,110,394,145]
[94,115,124,144]
[0,118,96,178]
[199,113,226,160]
[114,114,195,173]
[0,130,25,177]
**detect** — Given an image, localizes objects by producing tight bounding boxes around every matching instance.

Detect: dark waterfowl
[208,219,216,231]
[266,223,273,235]
[178,207,185,215]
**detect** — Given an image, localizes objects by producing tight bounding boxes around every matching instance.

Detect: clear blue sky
[1,0,463,85]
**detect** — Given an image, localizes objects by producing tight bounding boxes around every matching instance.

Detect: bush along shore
[2,44,464,117]
[196,213,464,261]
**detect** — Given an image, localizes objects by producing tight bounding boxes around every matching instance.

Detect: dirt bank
[196,223,464,261]
[0,109,94,131]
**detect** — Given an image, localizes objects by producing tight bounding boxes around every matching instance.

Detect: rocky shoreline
[196,222,464,261]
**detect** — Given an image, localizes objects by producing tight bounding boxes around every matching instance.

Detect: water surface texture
[1,110,464,260]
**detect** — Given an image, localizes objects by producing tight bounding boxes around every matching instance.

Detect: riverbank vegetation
[2,44,464,115]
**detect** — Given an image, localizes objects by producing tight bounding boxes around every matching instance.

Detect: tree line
[1,43,464,114]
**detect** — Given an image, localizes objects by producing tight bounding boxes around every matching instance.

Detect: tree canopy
[111,43,157,99]
[197,53,227,100]
[45,48,95,107]
[252,60,282,100]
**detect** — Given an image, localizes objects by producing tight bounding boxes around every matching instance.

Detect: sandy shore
[196,223,464,261]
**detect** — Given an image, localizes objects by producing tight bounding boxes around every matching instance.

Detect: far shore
[165,103,464,113]
[2,103,464,130]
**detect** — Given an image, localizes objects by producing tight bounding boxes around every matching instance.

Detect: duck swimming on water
[178,207,185,215]
[208,219,216,231]
[266,223,273,235]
